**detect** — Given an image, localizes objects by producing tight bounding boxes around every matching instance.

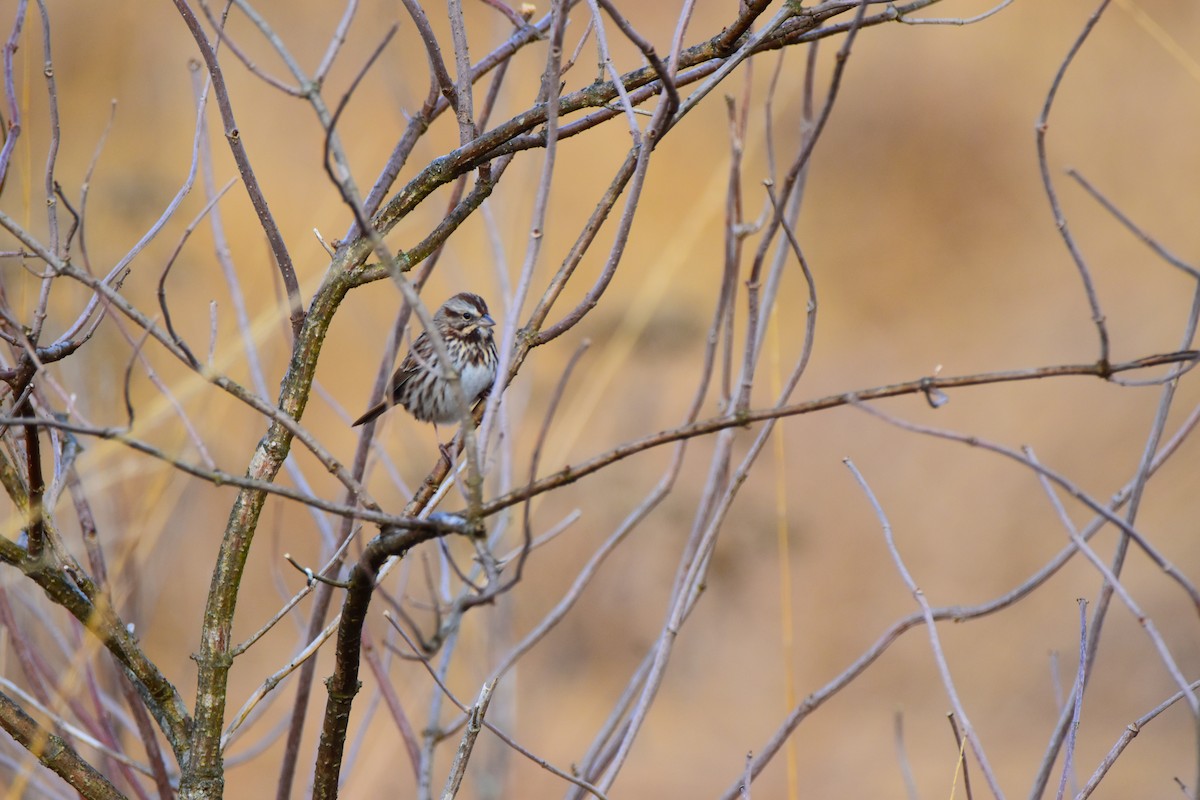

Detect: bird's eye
[462,312,474,321]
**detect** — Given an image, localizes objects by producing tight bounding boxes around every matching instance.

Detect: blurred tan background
[4,0,1200,797]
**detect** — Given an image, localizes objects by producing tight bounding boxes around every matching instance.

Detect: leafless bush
[0,0,1197,798]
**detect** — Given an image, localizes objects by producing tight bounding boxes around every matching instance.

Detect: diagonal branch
[0,688,127,800]
[479,351,1199,517]
[171,0,304,338]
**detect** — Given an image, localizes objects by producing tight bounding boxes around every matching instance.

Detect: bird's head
[437,292,496,339]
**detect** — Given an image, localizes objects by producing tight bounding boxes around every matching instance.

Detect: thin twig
[439,680,495,799]
[1055,600,1087,800]
[1078,678,1200,797]
[948,714,975,800]
[479,350,1199,517]
[1035,0,1113,366]
[845,459,1006,798]
[898,0,1014,25]
[385,615,610,799]
[172,0,304,337]
[895,712,919,800]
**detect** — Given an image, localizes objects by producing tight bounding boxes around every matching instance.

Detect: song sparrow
[353,292,498,428]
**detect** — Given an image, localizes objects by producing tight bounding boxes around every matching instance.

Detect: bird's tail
[351,402,387,427]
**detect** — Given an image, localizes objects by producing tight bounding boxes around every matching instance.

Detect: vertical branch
[29,0,58,344]
[446,0,479,148]
[734,0,866,412]
[439,680,495,800]
[478,0,568,446]
[1028,185,1200,798]
[1035,0,1113,366]
[1054,600,1087,800]
[19,410,43,558]
[273,576,339,800]
[0,0,29,188]
[181,258,360,800]
[171,0,304,338]
[311,525,455,800]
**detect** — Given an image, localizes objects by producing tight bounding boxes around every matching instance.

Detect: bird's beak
[479,314,496,328]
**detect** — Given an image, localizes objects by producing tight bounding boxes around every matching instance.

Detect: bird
[353,292,498,429]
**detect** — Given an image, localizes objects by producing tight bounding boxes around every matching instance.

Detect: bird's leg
[434,423,454,466]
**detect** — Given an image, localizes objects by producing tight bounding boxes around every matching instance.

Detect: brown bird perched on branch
[353,292,498,428]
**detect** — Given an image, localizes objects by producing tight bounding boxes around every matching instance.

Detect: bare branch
[847,458,1005,796]
[1035,0,1113,366]
[171,0,304,337]
[0,688,127,800]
